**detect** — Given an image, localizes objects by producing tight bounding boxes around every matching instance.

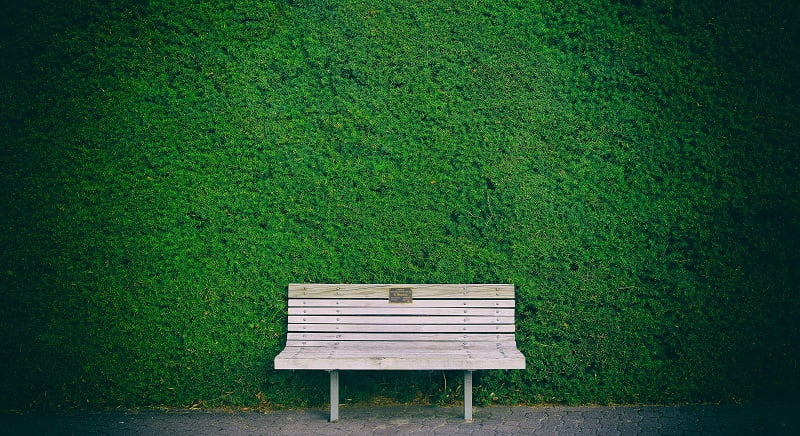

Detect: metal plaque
[389,288,413,303]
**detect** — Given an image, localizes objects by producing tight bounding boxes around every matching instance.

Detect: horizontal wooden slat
[288,284,514,299]
[275,344,523,357]
[289,324,516,333]
[274,350,526,370]
[276,347,523,359]
[283,341,518,350]
[290,299,515,308]
[275,358,525,370]
[288,307,514,316]
[288,315,514,325]
[287,333,515,342]
[285,341,518,349]
[286,341,519,347]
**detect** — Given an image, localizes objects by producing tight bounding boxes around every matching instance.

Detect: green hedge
[2,0,798,409]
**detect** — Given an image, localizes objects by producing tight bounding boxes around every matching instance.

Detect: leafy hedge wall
[2,0,798,409]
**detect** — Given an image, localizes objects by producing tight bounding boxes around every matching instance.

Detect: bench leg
[329,370,339,422]
[464,370,473,421]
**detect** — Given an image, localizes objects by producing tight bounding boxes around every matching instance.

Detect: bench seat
[275,341,525,370]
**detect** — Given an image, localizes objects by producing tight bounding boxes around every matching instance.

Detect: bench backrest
[286,284,517,347]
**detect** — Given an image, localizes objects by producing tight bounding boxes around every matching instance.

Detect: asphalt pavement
[2,402,798,435]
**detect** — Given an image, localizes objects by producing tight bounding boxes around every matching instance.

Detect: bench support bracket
[329,370,339,422]
[464,370,473,421]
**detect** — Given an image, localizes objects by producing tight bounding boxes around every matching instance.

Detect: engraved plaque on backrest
[389,288,413,303]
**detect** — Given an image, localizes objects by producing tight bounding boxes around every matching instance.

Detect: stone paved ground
[2,403,798,435]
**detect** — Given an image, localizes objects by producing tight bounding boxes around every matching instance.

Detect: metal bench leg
[329,370,339,422]
[464,370,473,421]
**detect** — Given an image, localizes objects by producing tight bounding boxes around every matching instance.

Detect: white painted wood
[276,350,501,360]
[287,315,515,325]
[282,341,519,350]
[288,283,514,299]
[288,324,516,333]
[286,333,516,342]
[464,371,473,421]
[286,341,519,347]
[288,307,515,316]
[329,370,339,422]
[274,354,526,370]
[291,299,515,308]
[275,346,524,360]
[285,349,523,358]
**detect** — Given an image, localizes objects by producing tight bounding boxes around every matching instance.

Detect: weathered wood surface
[282,341,518,350]
[274,354,525,370]
[275,284,526,371]
[286,333,516,342]
[292,299,515,308]
[288,315,514,324]
[288,323,516,332]
[288,283,514,299]
[288,307,515,316]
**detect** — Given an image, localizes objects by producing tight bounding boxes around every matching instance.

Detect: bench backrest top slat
[288,283,514,299]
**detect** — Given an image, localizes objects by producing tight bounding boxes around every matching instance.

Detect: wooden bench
[274,284,526,421]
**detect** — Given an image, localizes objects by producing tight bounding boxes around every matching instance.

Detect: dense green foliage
[2,0,798,409]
